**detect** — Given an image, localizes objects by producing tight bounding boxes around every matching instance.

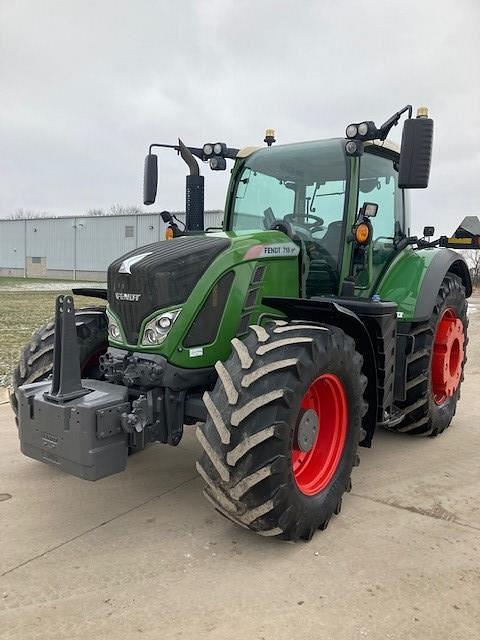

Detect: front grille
[252,265,266,284]
[236,313,251,336]
[244,288,258,309]
[108,236,230,344]
[236,262,266,337]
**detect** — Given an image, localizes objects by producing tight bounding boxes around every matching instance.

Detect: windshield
[230,139,348,295]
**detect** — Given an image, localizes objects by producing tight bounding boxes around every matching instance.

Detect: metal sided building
[0,211,223,280]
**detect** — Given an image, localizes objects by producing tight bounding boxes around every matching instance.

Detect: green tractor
[12,105,476,541]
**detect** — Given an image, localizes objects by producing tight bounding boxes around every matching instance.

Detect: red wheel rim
[292,374,348,496]
[431,308,465,405]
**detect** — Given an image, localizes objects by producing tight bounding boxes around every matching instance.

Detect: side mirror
[143,154,158,205]
[398,113,433,189]
[423,226,435,238]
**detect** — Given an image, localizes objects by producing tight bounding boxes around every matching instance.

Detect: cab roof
[236,138,400,158]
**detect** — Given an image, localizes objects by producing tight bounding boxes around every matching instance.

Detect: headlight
[144,328,158,344]
[346,124,358,138]
[203,143,213,156]
[345,140,358,154]
[107,312,123,342]
[213,142,224,155]
[357,122,369,136]
[109,324,121,339]
[141,309,181,346]
[156,315,172,330]
[209,156,226,171]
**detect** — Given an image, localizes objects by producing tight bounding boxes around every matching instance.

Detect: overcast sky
[1,0,479,234]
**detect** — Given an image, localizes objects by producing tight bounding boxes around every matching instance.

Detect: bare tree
[8,208,48,219]
[86,205,143,216]
[108,204,143,216]
[462,250,480,289]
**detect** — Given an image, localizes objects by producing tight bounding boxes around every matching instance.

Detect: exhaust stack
[178,139,204,231]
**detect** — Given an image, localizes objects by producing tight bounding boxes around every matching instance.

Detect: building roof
[0,210,223,223]
[454,215,480,237]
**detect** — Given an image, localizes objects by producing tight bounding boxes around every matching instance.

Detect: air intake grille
[236,263,266,337]
[252,265,266,284]
[183,271,235,348]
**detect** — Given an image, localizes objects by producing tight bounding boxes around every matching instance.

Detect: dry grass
[0,278,103,386]
[2,280,478,388]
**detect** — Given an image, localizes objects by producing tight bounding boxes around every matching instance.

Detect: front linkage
[100,348,211,448]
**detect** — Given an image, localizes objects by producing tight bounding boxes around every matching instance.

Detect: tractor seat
[305,221,343,296]
[315,220,343,259]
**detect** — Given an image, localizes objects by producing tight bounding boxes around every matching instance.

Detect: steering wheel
[284,214,325,237]
[284,213,324,228]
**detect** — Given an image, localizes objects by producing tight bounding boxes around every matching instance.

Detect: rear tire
[10,307,108,416]
[389,273,468,436]
[196,321,367,541]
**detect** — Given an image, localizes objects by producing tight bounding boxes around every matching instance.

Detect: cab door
[357,147,405,291]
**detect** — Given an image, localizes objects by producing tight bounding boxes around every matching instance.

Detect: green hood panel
[108,231,300,367]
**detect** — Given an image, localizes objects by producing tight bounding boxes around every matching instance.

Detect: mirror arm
[224,147,240,159]
[378,105,412,140]
[149,142,179,153]
[148,142,239,164]
[172,213,186,229]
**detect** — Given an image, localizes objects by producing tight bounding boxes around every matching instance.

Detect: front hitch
[16,295,131,480]
[43,294,91,403]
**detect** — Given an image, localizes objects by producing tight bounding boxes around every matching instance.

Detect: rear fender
[414,251,471,321]
[378,248,472,322]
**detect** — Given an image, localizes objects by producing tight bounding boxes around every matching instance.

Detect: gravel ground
[0,279,105,292]
[0,298,478,639]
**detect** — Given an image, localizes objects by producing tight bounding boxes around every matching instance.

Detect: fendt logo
[115,292,141,302]
[119,252,152,274]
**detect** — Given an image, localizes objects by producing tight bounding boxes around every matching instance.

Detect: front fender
[263,296,378,446]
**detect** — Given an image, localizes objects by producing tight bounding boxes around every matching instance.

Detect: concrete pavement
[1,302,479,639]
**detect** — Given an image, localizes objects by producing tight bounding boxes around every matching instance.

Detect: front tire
[196,321,367,541]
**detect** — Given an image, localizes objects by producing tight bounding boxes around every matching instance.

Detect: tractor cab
[143,104,432,301]
[224,137,407,298]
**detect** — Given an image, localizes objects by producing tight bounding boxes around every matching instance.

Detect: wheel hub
[297,409,319,452]
[431,308,465,405]
[292,373,348,496]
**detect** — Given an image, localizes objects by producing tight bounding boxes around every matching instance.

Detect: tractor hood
[108,236,231,344]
